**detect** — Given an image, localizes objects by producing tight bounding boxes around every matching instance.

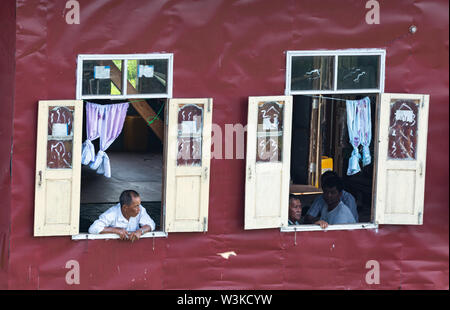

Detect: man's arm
[88,207,130,240]
[129,225,151,242]
[138,206,156,231]
[304,214,320,224]
[100,227,130,240]
[304,195,323,223]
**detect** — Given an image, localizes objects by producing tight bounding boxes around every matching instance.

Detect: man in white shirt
[88,190,156,241]
[305,171,359,224]
[310,174,356,229]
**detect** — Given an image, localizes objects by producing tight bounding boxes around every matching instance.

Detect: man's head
[120,190,141,218]
[321,175,344,208]
[289,194,302,223]
[321,170,339,185]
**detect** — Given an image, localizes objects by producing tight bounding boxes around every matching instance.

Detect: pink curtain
[81,102,102,165]
[86,102,129,178]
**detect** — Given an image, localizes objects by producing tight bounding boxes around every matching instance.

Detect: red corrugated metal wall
[3,0,449,289]
[0,0,16,290]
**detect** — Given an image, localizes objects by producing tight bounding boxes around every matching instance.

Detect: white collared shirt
[88,203,156,234]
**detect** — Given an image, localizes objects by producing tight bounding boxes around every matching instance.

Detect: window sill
[280,222,378,232]
[71,231,168,240]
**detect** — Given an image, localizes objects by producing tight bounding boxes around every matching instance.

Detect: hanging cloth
[89,102,129,178]
[81,102,102,165]
[346,97,371,175]
[359,98,372,167]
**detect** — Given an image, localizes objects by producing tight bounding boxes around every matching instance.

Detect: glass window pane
[82,60,123,96]
[256,101,284,162]
[177,104,203,166]
[127,59,169,95]
[388,99,420,160]
[337,55,380,90]
[47,106,74,169]
[291,56,334,91]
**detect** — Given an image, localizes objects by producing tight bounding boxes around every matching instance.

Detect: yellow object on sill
[313,156,334,188]
[321,156,333,174]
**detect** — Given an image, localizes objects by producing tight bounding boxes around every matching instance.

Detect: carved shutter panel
[34,100,83,236]
[245,96,293,229]
[165,98,213,232]
[374,93,429,225]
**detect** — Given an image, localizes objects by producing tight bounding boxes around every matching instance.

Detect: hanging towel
[346,97,371,175]
[360,98,372,167]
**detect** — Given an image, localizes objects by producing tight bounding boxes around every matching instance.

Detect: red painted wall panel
[0,0,16,290]
[6,0,449,289]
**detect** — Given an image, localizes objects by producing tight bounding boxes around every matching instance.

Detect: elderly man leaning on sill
[88,190,155,242]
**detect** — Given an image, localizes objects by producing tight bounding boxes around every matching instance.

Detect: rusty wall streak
[5,0,449,289]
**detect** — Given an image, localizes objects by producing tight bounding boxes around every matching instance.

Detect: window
[285,49,385,95]
[34,54,214,240]
[244,49,429,232]
[76,54,173,100]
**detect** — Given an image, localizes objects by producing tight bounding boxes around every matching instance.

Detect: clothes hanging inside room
[81,101,129,178]
[346,96,371,176]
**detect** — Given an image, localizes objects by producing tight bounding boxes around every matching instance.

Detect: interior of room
[79,99,165,233]
[290,94,377,223]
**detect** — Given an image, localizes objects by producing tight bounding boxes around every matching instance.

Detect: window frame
[76,53,174,100]
[285,49,386,95]
[72,53,174,240]
[283,48,386,233]
[72,231,168,240]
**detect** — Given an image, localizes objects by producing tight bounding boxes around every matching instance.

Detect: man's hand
[129,230,143,243]
[114,228,130,240]
[314,220,329,229]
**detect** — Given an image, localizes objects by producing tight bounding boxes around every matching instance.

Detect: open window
[244,49,430,231]
[34,54,213,239]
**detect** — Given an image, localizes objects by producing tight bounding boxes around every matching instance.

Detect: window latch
[203,217,207,233]
[203,167,208,180]
[38,171,42,186]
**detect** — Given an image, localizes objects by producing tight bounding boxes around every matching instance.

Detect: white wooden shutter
[245,96,293,229]
[374,93,429,225]
[34,100,83,236]
[165,98,212,232]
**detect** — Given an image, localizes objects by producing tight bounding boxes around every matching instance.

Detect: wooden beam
[129,99,164,141]
[106,60,164,141]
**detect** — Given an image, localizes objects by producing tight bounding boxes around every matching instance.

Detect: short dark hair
[119,190,140,207]
[322,175,344,192]
[321,170,338,183]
